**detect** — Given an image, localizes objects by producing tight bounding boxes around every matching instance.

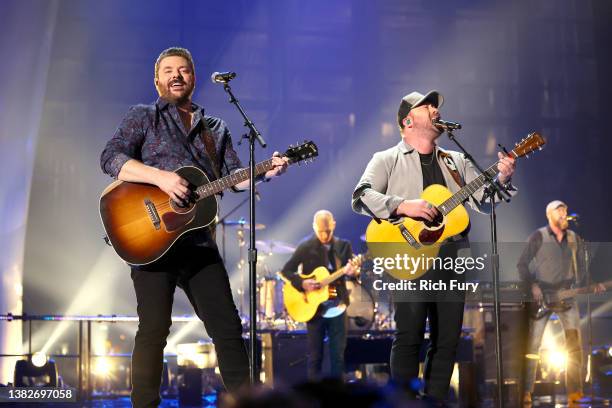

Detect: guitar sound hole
[170,199,195,214]
[423,209,443,228]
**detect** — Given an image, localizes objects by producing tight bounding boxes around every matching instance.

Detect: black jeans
[130,246,248,408]
[306,312,347,380]
[391,299,464,400]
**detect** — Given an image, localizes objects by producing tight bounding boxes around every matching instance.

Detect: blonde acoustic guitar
[282,254,365,323]
[365,132,546,280]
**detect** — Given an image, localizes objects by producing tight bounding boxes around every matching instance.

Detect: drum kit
[221,218,394,331]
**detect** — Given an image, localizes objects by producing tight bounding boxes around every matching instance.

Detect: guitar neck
[558,280,612,300]
[195,159,275,199]
[438,164,499,216]
[319,267,348,287]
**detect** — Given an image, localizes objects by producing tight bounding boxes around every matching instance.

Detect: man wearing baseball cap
[352,90,516,402]
[518,200,605,405]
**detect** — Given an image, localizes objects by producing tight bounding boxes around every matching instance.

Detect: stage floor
[14,394,611,408]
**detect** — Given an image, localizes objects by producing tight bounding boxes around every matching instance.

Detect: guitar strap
[199,119,220,239]
[567,230,579,284]
[438,151,466,188]
[200,118,222,181]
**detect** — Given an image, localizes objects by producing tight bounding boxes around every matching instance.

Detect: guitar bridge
[144,198,161,230]
[398,224,421,249]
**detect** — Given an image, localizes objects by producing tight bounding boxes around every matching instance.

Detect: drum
[258,277,284,321]
[345,281,375,330]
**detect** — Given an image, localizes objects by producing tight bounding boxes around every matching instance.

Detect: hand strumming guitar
[302,279,321,292]
[395,199,439,222]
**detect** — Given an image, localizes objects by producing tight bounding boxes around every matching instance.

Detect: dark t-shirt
[419,152,446,188]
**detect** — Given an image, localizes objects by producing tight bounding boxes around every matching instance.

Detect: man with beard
[352,90,516,403]
[100,47,288,407]
[518,200,605,405]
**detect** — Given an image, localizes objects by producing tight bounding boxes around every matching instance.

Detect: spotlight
[547,349,567,371]
[608,346,612,358]
[93,357,112,377]
[14,353,58,387]
[31,352,48,368]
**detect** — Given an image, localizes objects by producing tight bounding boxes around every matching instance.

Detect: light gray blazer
[352,140,516,221]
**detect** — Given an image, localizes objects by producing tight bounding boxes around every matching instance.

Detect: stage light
[93,357,112,377]
[546,349,567,372]
[608,346,612,358]
[177,342,217,369]
[31,352,48,368]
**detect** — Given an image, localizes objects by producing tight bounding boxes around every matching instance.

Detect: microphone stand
[445,128,511,408]
[573,224,599,404]
[221,81,266,385]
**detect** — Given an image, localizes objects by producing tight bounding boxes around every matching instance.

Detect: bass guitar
[365,132,546,280]
[530,279,612,319]
[100,141,318,265]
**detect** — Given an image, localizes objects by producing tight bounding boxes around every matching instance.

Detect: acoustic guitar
[365,132,546,280]
[99,141,318,265]
[282,254,365,323]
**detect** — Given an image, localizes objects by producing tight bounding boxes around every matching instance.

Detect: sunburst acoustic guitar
[99,141,318,265]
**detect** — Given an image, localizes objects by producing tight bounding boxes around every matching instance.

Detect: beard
[555,217,569,230]
[158,80,195,105]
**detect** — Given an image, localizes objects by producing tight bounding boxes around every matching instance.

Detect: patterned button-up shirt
[100,97,243,181]
[100,98,244,256]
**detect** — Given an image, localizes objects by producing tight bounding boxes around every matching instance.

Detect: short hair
[154,47,195,80]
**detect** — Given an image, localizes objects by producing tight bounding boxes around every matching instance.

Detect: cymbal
[218,219,266,230]
[244,223,266,230]
[220,219,246,226]
[256,240,296,254]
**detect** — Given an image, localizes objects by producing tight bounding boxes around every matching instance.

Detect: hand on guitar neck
[301,258,361,292]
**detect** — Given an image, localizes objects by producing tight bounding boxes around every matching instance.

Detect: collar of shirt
[156,97,206,133]
[546,225,568,243]
[398,140,448,157]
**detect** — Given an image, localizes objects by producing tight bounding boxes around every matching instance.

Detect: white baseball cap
[545,200,567,215]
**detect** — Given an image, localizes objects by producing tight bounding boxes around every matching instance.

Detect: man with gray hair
[280,210,359,380]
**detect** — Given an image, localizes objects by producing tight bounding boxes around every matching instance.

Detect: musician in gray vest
[518,200,605,405]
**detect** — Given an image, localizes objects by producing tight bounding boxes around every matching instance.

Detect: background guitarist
[351,90,516,402]
[280,210,359,380]
[518,200,605,405]
[100,47,288,407]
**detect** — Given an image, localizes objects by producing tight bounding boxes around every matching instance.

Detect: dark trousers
[306,312,347,380]
[130,246,248,408]
[391,300,465,400]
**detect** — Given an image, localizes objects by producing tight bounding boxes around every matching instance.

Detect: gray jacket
[352,140,516,221]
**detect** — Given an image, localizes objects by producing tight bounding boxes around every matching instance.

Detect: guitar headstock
[511,132,546,158]
[284,141,319,165]
[349,254,366,268]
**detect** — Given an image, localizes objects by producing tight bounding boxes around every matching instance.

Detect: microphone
[210,71,236,84]
[566,213,580,222]
[432,118,462,130]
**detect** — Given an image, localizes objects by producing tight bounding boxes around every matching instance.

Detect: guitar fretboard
[195,159,274,199]
[437,164,499,216]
